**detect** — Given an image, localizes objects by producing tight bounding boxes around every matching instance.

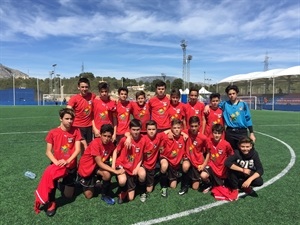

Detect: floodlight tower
[180,40,187,90]
[187,55,192,89]
[52,64,57,94]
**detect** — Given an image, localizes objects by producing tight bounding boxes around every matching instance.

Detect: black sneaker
[178,186,188,195]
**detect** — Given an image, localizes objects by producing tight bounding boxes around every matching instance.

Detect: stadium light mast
[180,40,187,90]
[187,55,192,89]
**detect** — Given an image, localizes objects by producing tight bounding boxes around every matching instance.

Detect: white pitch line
[0,131,48,135]
[132,131,296,225]
[256,124,300,127]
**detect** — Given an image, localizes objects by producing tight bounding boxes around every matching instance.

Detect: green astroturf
[0,107,299,225]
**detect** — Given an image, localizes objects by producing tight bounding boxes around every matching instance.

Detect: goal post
[42,94,74,106]
[238,96,258,110]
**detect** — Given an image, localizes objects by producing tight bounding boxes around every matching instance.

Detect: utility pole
[187,55,192,89]
[180,40,187,90]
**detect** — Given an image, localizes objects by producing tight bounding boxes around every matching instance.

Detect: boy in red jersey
[149,80,170,132]
[131,91,150,134]
[67,77,96,149]
[137,120,164,202]
[185,87,206,133]
[77,124,124,204]
[179,116,210,195]
[160,119,185,197]
[200,124,233,193]
[115,87,133,144]
[112,119,146,204]
[92,82,117,141]
[204,93,224,139]
[168,88,186,129]
[44,108,81,216]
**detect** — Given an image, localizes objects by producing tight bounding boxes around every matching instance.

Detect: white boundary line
[0,131,48,135]
[132,131,296,225]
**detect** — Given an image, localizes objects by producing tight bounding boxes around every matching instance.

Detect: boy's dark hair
[100,124,114,135]
[136,90,146,99]
[98,82,109,91]
[189,116,200,125]
[155,80,166,88]
[130,119,142,128]
[189,87,199,95]
[212,124,224,133]
[171,118,183,127]
[146,120,157,128]
[209,93,221,100]
[59,108,75,119]
[238,136,253,145]
[78,77,90,87]
[170,88,181,97]
[118,87,129,95]
[225,85,239,94]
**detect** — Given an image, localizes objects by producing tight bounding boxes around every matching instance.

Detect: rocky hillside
[0,64,29,79]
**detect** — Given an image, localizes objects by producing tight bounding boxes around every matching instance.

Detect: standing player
[168,88,186,128]
[149,80,170,132]
[185,87,206,133]
[92,82,117,141]
[204,93,224,139]
[35,108,81,217]
[200,124,233,193]
[67,77,96,149]
[77,124,124,204]
[160,119,185,197]
[179,116,210,195]
[112,119,146,204]
[115,87,133,144]
[131,90,150,134]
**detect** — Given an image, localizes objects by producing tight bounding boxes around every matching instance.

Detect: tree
[79,72,95,79]
[171,78,184,90]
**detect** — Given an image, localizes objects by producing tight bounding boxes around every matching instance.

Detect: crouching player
[137,120,164,202]
[179,116,210,195]
[112,119,146,204]
[160,119,185,197]
[200,124,233,193]
[225,137,264,196]
[77,124,125,204]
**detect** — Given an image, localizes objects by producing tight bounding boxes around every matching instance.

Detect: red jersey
[93,97,116,130]
[185,101,205,129]
[115,101,133,135]
[131,102,151,133]
[143,133,164,170]
[77,138,115,177]
[204,107,224,139]
[208,139,233,178]
[160,133,185,168]
[168,102,186,125]
[45,127,82,169]
[67,92,96,127]
[184,128,209,168]
[149,96,170,130]
[115,136,146,175]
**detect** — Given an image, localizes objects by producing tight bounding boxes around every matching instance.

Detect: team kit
[34,78,263,217]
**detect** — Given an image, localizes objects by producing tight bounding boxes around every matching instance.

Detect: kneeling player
[77,124,124,204]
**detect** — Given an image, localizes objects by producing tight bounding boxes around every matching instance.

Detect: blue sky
[1,0,299,83]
